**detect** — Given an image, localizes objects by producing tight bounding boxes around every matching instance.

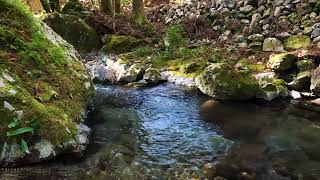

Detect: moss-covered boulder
[101,35,145,54]
[267,53,297,71]
[43,13,102,52]
[195,63,259,100]
[284,35,312,50]
[0,0,93,166]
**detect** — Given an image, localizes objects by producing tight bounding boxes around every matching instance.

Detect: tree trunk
[100,0,113,15]
[40,0,51,13]
[132,0,147,26]
[114,0,121,13]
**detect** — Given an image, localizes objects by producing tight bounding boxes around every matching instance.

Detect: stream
[2,83,320,179]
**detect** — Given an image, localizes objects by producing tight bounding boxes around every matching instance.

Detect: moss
[287,12,298,24]
[284,35,312,50]
[0,0,93,145]
[101,35,144,54]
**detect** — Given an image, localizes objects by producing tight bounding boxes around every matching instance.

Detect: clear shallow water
[3,83,320,179]
[88,83,233,168]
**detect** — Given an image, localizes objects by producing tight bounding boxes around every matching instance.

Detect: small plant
[7,117,34,154]
[164,24,188,52]
[209,48,222,63]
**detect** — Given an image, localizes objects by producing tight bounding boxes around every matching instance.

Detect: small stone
[248,34,264,42]
[240,5,254,13]
[274,6,282,17]
[14,110,23,120]
[4,101,15,111]
[311,28,320,39]
[8,89,17,95]
[0,78,5,88]
[2,73,15,82]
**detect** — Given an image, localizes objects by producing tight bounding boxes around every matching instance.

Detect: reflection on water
[199,99,320,179]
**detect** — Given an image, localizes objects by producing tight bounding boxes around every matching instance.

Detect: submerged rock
[195,63,259,100]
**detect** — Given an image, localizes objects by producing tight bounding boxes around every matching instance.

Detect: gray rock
[311,28,320,39]
[262,38,284,52]
[143,68,162,84]
[240,5,254,13]
[248,34,264,42]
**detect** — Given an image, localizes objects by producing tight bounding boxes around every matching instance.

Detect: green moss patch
[284,35,312,50]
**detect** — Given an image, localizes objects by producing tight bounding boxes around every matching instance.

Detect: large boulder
[195,63,259,100]
[0,0,93,166]
[267,53,297,71]
[43,13,102,52]
[284,35,312,50]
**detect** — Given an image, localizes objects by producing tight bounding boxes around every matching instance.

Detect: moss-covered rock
[101,35,145,54]
[310,66,320,95]
[195,63,259,100]
[267,53,297,71]
[288,71,311,90]
[0,0,93,166]
[61,0,86,17]
[296,59,317,72]
[284,35,312,50]
[43,12,102,52]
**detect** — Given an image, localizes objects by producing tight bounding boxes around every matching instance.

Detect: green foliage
[164,24,188,51]
[6,117,34,154]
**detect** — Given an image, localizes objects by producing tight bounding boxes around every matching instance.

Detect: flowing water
[2,83,320,179]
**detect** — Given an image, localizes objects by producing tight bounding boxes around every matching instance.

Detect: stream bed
[2,83,320,179]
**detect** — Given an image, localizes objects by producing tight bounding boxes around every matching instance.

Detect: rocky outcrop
[0,0,93,167]
[43,12,102,52]
[195,63,259,100]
